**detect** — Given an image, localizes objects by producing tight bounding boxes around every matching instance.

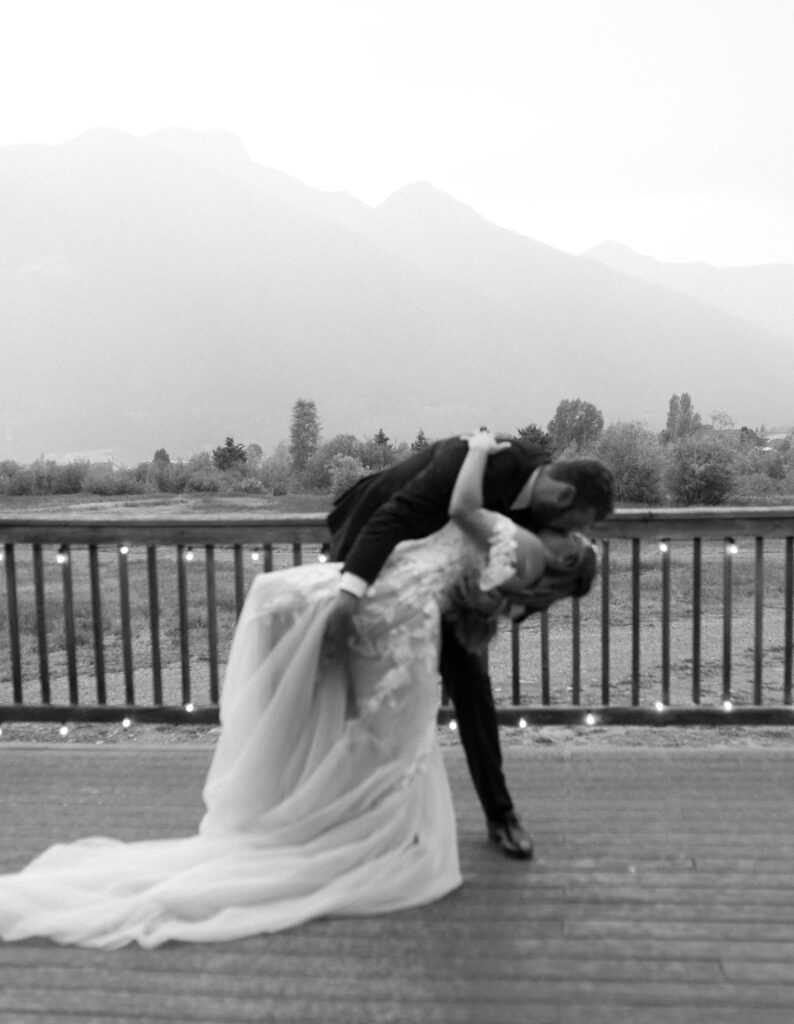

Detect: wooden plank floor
[1,740,794,1023]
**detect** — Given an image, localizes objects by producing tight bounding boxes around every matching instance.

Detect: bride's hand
[462,430,512,455]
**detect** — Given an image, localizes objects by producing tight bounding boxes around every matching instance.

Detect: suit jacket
[327,437,550,585]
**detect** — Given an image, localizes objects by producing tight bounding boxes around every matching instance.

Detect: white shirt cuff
[340,572,369,598]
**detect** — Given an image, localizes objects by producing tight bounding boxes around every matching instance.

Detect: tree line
[1,394,791,507]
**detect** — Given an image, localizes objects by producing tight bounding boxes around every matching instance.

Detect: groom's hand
[324,590,359,652]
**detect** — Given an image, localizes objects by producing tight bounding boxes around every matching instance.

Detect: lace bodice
[364,516,519,613]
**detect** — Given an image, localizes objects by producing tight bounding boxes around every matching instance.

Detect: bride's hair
[446,540,598,647]
[445,569,506,652]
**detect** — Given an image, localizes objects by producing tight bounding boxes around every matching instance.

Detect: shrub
[329,454,368,498]
[185,469,220,492]
[82,464,140,495]
[664,436,735,505]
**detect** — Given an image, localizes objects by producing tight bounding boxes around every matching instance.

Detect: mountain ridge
[2,127,791,464]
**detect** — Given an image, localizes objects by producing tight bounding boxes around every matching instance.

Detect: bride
[0,432,594,948]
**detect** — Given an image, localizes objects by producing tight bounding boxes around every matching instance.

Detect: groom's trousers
[439,619,514,824]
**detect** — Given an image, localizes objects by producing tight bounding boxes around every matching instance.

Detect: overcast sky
[2,0,792,266]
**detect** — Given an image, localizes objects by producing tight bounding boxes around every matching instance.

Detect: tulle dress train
[0,522,502,948]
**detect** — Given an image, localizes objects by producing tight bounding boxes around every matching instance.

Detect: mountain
[2,128,792,465]
[582,240,794,338]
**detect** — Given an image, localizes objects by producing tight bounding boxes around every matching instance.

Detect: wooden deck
[2,739,794,1023]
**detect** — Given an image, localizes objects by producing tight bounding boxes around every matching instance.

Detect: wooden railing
[1,509,793,727]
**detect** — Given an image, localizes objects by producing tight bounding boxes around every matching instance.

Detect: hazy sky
[2,0,792,266]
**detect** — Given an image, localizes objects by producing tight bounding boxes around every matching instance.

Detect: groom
[326,434,613,859]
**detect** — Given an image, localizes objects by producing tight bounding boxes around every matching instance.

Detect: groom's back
[327,441,446,560]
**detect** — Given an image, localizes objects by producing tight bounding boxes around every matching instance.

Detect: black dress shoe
[487,816,534,860]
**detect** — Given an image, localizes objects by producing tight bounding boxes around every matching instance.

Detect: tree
[710,410,734,431]
[360,431,396,472]
[245,443,264,470]
[595,422,663,505]
[547,399,604,454]
[149,448,173,492]
[289,398,321,474]
[411,428,430,452]
[661,392,702,444]
[515,423,553,454]
[212,437,247,471]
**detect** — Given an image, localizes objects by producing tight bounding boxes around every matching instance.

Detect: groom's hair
[547,459,615,520]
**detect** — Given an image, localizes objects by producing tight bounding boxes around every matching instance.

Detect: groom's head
[519,458,614,533]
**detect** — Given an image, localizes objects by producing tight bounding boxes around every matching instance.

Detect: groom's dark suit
[327,436,550,826]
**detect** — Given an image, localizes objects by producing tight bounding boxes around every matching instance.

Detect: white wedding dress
[0,519,517,948]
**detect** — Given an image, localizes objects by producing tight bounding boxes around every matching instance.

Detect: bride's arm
[448,432,547,582]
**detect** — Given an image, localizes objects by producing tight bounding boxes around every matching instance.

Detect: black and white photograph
[1,1,793,1020]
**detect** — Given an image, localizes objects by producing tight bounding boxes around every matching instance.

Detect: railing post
[661,540,671,707]
[88,544,105,704]
[59,545,79,704]
[692,538,701,705]
[33,543,51,704]
[4,544,23,703]
[754,537,764,706]
[600,538,610,705]
[723,539,734,704]
[631,538,640,706]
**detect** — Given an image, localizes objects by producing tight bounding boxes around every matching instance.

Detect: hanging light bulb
[122,717,132,729]
[119,544,130,556]
[584,712,596,726]
[727,539,739,556]
[185,702,195,713]
[251,550,260,562]
[723,699,734,712]
[659,541,669,554]
[59,724,69,738]
[55,545,69,565]
[185,547,194,562]
[655,700,665,712]
[518,717,527,729]
[448,719,458,731]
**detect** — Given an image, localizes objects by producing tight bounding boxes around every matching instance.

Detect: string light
[659,541,670,554]
[723,699,734,712]
[251,550,260,562]
[59,724,69,738]
[448,719,458,731]
[55,545,69,565]
[584,712,596,726]
[655,700,665,712]
[518,717,527,729]
[119,544,130,556]
[727,539,739,556]
[318,544,330,564]
[185,547,194,562]
[122,717,132,729]
[185,702,195,713]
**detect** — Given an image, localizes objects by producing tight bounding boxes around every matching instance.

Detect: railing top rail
[592,506,794,540]
[0,515,330,546]
[1,506,794,545]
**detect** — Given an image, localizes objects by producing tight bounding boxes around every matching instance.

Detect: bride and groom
[0,431,612,948]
